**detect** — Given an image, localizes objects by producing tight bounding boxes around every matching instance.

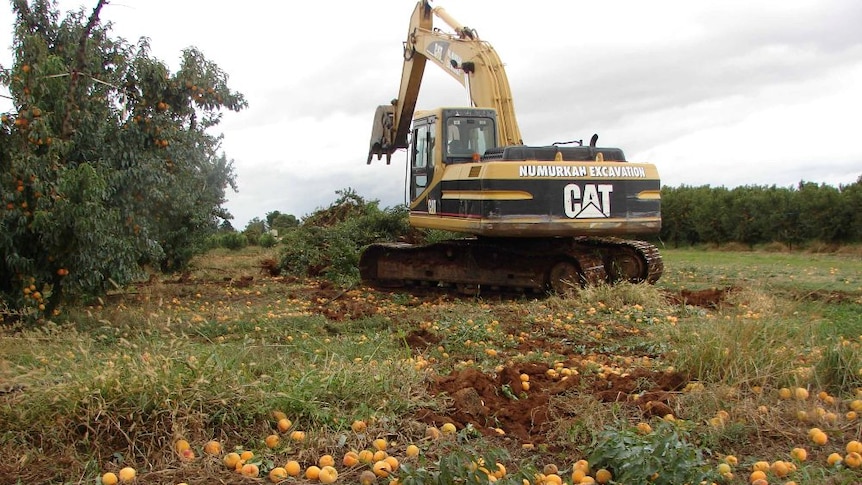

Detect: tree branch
[60,0,108,138]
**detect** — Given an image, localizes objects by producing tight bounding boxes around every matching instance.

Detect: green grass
[2,246,862,484]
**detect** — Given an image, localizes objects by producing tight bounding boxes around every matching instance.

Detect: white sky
[2,0,861,229]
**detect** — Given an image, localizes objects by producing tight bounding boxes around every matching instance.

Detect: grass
[1,246,862,484]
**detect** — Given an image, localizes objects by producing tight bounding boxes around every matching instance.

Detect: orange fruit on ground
[793,387,809,400]
[372,449,387,462]
[595,468,612,484]
[305,465,321,480]
[751,479,768,485]
[771,460,790,477]
[752,461,770,472]
[811,430,828,445]
[636,422,652,434]
[791,447,808,461]
[118,467,136,483]
[204,440,222,455]
[845,451,862,468]
[579,477,596,484]
[240,450,254,461]
[175,439,190,453]
[269,467,288,482]
[290,430,306,442]
[319,465,339,484]
[180,448,195,462]
[724,455,738,466]
[101,472,118,485]
[358,449,375,464]
[265,433,281,448]
[749,470,766,483]
[240,463,260,477]
[359,470,377,485]
[573,459,590,473]
[372,438,388,451]
[543,473,563,485]
[284,460,301,477]
[272,410,287,421]
[224,452,241,469]
[571,469,586,483]
[343,451,360,467]
[778,387,792,399]
[373,460,393,477]
[351,420,368,432]
[847,440,862,454]
[384,455,399,471]
[827,452,843,466]
[405,444,420,458]
[277,417,292,432]
[319,454,335,467]
[425,426,441,439]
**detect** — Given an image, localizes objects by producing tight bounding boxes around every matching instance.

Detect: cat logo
[563,183,613,219]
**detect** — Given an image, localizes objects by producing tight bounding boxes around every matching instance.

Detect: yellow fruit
[305,465,322,480]
[571,469,586,484]
[543,473,562,485]
[284,460,301,477]
[351,420,368,432]
[373,460,393,477]
[749,470,766,483]
[343,451,360,467]
[204,440,221,455]
[241,463,260,477]
[384,455,400,471]
[441,423,457,435]
[319,465,339,484]
[845,451,862,468]
[319,454,335,467]
[807,427,822,438]
[272,410,287,421]
[118,467,136,483]
[751,479,768,485]
[290,430,306,441]
[724,455,739,466]
[175,439,190,453]
[752,461,770,473]
[425,426,441,439]
[636,422,652,434]
[277,418,292,433]
[573,459,590,473]
[265,433,281,449]
[373,438,388,451]
[716,463,731,474]
[101,472,118,485]
[812,430,828,445]
[827,452,843,466]
[269,467,288,482]
[358,449,375,464]
[793,387,809,400]
[791,447,808,461]
[493,463,506,479]
[778,387,792,399]
[180,448,195,462]
[579,477,596,484]
[406,444,420,458]
[771,460,790,477]
[359,470,378,485]
[224,452,241,469]
[847,440,862,454]
[595,468,612,484]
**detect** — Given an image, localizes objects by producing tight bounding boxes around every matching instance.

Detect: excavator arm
[368,1,522,164]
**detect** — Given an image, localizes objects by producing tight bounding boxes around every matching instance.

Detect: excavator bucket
[368,105,396,164]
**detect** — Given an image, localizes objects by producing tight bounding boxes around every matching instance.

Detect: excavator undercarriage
[360,237,663,295]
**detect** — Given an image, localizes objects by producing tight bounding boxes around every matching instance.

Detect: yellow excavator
[363,0,663,294]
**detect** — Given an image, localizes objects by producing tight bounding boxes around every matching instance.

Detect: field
[2,246,862,484]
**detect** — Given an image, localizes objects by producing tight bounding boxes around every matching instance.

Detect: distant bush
[219,232,248,251]
[258,232,278,248]
[278,189,411,285]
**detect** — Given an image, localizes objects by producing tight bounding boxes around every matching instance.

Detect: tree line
[658,177,862,248]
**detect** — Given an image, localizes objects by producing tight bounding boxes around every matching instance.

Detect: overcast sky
[2,0,861,229]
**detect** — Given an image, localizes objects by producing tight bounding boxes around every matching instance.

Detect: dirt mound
[665,287,733,308]
[414,362,688,445]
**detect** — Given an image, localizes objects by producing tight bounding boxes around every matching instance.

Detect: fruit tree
[0,0,247,318]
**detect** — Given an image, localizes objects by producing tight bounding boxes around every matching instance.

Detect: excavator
[362,0,663,294]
